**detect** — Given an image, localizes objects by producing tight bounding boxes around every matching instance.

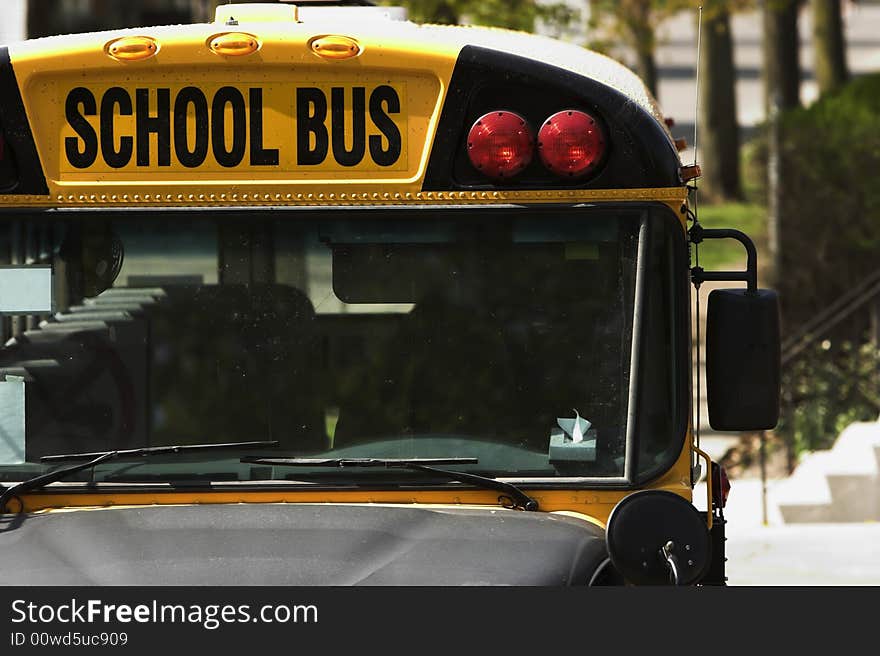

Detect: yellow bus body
[0,12,698,528]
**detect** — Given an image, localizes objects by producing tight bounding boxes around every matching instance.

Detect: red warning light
[538,110,606,178]
[466,111,534,180]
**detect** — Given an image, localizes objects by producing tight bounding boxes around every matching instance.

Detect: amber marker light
[681,164,702,182]
[209,33,260,56]
[106,36,159,61]
[310,36,361,60]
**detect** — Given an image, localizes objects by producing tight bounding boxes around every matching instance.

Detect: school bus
[0,1,779,585]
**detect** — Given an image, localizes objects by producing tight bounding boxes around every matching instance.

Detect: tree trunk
[762,0,800,290]
[635,44,658,99]
[92,0,138,31]
[623,0,658,98]
[26,0,59,39]
[762,0,801,114]
[190,0,216,23]
[811,0,848,96]
[698,4,742,203]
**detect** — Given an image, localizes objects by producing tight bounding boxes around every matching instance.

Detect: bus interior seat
[0,283,326,458]
[0,319,140,458]
[143,283,326,452]
[333,290,522,449]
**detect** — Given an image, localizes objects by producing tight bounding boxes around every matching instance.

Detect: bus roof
[0,6,683,207]
[7,8,666,128]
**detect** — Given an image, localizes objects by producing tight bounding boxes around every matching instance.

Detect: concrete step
[825,473,880,522]
[771,421,880,523]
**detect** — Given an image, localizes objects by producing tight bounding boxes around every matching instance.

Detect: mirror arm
[689,225,758,292]
[660,541,683,586]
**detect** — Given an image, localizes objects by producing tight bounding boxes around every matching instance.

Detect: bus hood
[0,503,607,585]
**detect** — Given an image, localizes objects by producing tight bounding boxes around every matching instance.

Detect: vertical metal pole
[767,93,782,289]
[872,298,880,347]
[871,297,880,402]
[25,221,38,331]
[1,218,10,342]
[760,430,768,526]
[765,89,781,526]
[10,219,23,337]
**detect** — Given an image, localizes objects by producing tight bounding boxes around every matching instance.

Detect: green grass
[692,202,766,271]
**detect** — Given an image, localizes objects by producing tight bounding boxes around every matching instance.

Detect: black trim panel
[0,46,49,195]
[423,45,681,191]
[632,206,690,485]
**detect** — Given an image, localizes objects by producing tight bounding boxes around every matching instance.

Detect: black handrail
[781,269,880,366]
[690,226,758,292]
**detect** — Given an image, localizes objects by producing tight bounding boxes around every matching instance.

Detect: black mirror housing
[706,288,780,431]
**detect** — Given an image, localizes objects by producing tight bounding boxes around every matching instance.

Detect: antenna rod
[693,5,703,166]
[691,6,704,465]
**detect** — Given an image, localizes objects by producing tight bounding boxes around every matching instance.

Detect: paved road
[695,479,880,585]
[725,523,880,585]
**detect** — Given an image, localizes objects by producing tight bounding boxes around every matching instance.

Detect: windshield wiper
[241,457,540,511]
[0,441,279,514]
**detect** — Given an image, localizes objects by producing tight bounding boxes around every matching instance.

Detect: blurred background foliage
[781,342,880,461]
[747,72,880,459]
[385,0,580,33]
[763,73,880,331]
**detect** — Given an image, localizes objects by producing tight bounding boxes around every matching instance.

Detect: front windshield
[0,205,683,484]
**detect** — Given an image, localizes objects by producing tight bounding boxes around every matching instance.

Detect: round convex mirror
[605,490,710,585]
[59,222,125,298]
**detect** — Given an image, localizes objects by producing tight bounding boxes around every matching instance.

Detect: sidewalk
[726,521,880,585]
[695,478,880,584]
